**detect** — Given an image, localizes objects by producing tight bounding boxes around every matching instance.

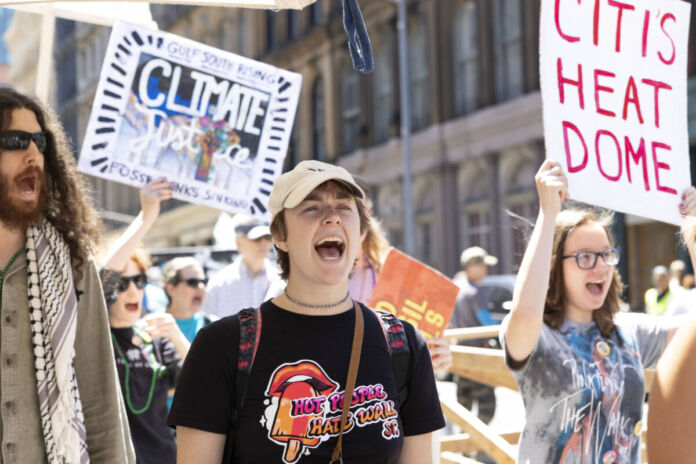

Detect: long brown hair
[361,216,390,274]
[544,208,624,337]
[0,88,102,278]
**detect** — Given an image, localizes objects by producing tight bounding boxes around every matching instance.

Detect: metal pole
[394,0,415,256]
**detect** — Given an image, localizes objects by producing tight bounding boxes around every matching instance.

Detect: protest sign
[78,21,301,219]
[368,248,459,338]
[540,0,692,225]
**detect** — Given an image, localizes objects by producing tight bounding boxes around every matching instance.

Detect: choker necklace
[284,289,351,309]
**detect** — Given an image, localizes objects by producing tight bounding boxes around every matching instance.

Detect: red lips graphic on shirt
[266,361,339,463]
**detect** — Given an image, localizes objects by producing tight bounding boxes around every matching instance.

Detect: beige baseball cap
[460,246,498,268]
[268,160,364,221]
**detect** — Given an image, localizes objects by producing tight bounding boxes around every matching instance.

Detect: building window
[373,40,394,144]
[309,1,322,27]
[288,10,300,40]
[453,1,479,115]
[284,119,300,172]
[313,77,326,161]
[418,221,434,266]
[266,11,276,51]
[464,208,490,250]
[341,65,361,154]
[494,0,524,102]
[408,19,430,131]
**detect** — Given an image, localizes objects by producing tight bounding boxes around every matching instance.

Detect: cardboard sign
[540,0,692,225]
[368,248,459,338]
[78,21,301,219]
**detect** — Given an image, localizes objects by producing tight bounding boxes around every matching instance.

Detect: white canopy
[1,0,316,99]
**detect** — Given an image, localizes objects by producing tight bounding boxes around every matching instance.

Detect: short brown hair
[544,208,624,337]
[270,181,370,280]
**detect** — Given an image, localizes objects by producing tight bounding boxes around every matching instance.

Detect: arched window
[408,19,430,131]
[312,77,326,161]
[493,0,524,102]
[453,1,479,115]
[373,40,394,144]
[341,65,361,154]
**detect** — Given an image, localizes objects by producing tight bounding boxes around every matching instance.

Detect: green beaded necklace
[0,246,25,299]
[111,328,166,415]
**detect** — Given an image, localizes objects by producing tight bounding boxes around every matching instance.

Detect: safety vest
[645,287,673,316]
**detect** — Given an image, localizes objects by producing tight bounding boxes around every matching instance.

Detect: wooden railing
[438,325,653,463]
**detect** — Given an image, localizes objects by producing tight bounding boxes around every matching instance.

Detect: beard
[0,165,48,231]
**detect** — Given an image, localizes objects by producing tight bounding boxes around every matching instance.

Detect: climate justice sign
[540,0,692,224]
[78,21,301,218]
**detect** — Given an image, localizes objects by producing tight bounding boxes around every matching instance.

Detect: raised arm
[102,177,172,271]
[505,160,568,363]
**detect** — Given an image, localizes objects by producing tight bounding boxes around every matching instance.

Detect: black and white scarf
[26,219,89,463]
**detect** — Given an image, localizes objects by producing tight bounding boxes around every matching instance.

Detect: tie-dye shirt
[500,312,669,464]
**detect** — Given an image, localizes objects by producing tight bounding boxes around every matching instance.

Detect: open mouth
[124,302,140,313]
[16,174,38,199]
[314,236,345,262]
[586,280,605,296]
[192,296,203,306]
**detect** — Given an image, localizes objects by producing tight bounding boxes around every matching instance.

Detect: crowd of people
[3,86,696,464]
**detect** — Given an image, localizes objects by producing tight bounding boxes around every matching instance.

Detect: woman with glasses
[501,160,686,464]
[100,178,189,464]
[163,256,217,343]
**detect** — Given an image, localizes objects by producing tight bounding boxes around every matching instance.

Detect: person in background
[102,247,188,464]
[682,273,695,290]
[100,177,190,463]
[645,265,676,316]
[449,246,499,425]
[669,259,686,292]
[0,84,135,463]
[202,215,279,317]
[162,256,217,343]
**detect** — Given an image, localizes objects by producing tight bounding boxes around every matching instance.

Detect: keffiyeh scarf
[26,219,89,463]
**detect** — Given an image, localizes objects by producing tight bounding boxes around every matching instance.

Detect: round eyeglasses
[562,247,621,270]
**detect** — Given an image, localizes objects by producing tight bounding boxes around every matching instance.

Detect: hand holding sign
[535,159,570,216]
[368,249,458,338]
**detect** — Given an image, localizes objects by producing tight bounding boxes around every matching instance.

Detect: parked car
[478,274,516,323]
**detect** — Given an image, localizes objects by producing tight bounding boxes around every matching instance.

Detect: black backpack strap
[373,309,411,410]
[223,307,261,464]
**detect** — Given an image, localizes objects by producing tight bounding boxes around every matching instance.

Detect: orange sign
[368,248,458,338]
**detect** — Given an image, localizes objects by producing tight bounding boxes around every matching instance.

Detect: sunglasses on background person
[172,277,208,288]
[117,273,148,292]
[0,130,48,153]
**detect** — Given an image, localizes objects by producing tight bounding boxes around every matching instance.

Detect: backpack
[223,305,411,463]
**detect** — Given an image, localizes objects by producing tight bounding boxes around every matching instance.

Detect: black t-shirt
[168,301,445,464]
[112,327,182,464]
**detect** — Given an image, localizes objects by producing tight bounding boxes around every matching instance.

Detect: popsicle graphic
[267,361,338,463]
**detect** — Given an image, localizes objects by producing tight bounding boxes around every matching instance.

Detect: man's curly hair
[0,87,102,278]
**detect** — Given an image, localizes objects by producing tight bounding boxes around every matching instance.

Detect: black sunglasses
[562,247,621,270]
[175,277,207,288]
[0,130,48,153]
[117,273,148,292]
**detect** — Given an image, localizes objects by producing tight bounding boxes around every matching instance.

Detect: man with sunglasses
[202,215,280,317]
[0,87,135,462]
